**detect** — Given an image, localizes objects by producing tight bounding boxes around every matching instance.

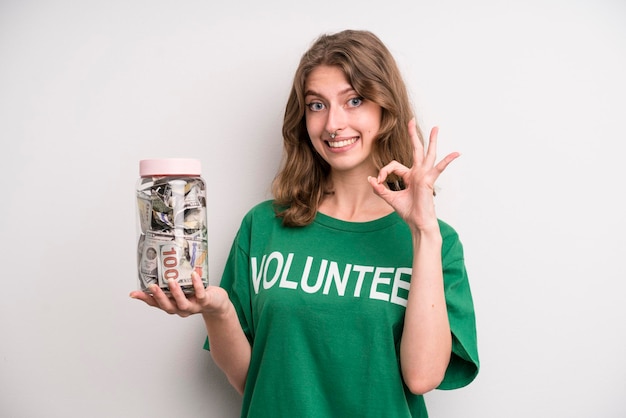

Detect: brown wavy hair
[272,29,422,227]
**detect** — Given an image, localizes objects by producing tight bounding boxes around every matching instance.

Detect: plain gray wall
[1,0,625,417]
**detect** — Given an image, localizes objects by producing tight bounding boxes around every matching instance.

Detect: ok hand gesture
[368,119,459,232]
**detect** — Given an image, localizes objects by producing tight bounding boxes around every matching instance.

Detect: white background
[1,0,625,417]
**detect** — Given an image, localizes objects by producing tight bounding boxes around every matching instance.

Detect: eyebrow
[304,87,356,98]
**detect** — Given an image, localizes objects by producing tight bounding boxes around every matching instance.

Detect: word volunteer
[251,251,412,307]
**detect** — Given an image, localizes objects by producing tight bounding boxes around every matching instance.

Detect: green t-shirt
[210,200,479,417]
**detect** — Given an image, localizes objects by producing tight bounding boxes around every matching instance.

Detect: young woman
[131,29,479,417]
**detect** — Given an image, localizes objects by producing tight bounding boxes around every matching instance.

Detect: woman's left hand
[368,119,459,232]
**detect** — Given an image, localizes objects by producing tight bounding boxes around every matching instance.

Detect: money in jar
[136,158,208,294]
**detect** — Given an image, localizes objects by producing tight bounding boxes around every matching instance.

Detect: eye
[306,102,325,112]
[347,97,363,107]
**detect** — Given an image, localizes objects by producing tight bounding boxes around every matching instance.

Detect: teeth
[328,137,357,148]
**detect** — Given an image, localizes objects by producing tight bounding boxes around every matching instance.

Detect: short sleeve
[437,221,480,390]
[203,219,255,351]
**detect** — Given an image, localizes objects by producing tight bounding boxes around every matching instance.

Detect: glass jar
[136,158,208,294]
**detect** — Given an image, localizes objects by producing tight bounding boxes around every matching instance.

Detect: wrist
[411,226,443,245]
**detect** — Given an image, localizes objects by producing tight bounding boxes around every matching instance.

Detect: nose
[325,104,346,137]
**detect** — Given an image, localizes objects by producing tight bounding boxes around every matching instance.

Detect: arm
[130,273,251,394]
[400,226,451,394]
[368,120,458,394]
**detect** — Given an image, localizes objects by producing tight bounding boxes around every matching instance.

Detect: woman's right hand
[130,272,230,318]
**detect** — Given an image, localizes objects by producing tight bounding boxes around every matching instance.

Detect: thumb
[368,176,391,200]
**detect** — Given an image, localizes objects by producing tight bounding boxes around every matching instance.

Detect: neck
[319,172,393,222]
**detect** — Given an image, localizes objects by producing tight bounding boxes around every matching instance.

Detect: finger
[191,271,207,302]
[168,279,195,313]
[376,160,410,184]
[434,151,461,174]
[368,175,390,198]
[409,118,425,161]
[424,126,439,167]
[149,284,180,314]
[129,290,159,308]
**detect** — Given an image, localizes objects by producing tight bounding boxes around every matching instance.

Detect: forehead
[304,65,353,95]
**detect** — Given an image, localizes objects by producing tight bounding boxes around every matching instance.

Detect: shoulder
[242,199,278,221]
[237,200,283,233]
[231,200,280,250]
[437,219,465,259]
[437,218,460,240]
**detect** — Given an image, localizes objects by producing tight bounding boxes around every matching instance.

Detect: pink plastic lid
[139,158,202,176]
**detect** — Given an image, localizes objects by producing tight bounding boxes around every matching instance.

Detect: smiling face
[304,65,382,177]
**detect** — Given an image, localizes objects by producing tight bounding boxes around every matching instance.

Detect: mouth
[326,137,358,149]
